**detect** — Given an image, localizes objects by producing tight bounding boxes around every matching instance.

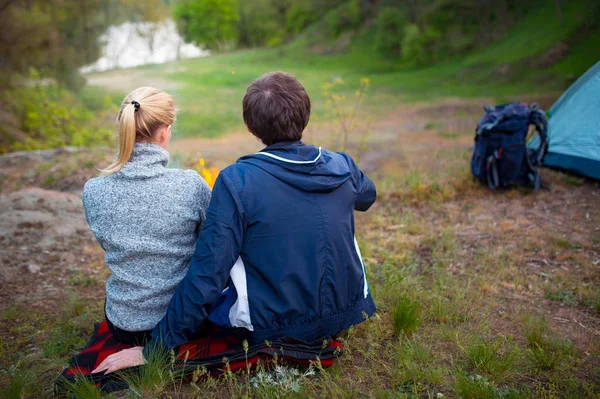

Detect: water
[81,19,208,73]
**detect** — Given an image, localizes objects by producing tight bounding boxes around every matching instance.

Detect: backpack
[471,102,548,191]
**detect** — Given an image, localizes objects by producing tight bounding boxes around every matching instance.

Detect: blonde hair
[101,87,176,175]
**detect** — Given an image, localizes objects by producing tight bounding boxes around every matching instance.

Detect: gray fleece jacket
[82,143,211,331]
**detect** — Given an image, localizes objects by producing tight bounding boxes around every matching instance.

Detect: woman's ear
[158,125,172,149]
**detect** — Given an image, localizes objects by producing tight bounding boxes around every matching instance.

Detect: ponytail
[100,87,176,176]
[100,103,137,175]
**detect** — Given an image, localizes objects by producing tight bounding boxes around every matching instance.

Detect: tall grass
[392,297,421,337]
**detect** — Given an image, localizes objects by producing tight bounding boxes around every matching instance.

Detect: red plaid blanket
[56,321,343,394]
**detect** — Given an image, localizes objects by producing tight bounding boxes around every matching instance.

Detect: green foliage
[375,7,408,57]
[1,69,114,153]
[174,0,240,51]
[286,1,320,36]
[346,0,362,30]
[401,24,440,65]
[392,297,421,336]
[237,0,279,48]
[323,0,363,39]
[420,0,485,56]
[284,0,596,69]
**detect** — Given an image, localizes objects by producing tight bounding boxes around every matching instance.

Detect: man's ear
[245,124,265,145]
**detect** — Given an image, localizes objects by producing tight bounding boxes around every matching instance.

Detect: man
[94,71,376,373]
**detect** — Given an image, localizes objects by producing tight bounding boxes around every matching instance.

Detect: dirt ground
[1,97,599,396]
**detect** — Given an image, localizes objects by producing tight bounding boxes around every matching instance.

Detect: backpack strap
[486,149,502,190]
[526,104,549,191]
[528,103,549,165]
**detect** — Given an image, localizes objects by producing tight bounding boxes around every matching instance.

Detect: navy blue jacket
[148,141,376,351]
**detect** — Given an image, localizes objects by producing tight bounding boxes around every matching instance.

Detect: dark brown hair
[243,72,311,146]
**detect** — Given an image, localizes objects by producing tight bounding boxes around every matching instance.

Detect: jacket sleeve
[341,153,377,211]
[195,174,212,226]
[144,171,244,356]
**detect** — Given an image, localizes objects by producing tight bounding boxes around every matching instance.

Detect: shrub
[324,0,363,39]
[401,24,440,65]
[374,7,408,57]
[320,77,371,162]
[2,69,114,153]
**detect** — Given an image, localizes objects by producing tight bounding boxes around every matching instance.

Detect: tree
[174,0,239,51]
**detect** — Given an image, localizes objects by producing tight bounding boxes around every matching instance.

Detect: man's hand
[92,346,145,374]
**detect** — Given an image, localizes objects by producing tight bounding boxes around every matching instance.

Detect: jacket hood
[117,143,170,179]
[238,141,351,192]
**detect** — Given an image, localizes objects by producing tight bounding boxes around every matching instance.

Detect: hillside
[79,0,600,141]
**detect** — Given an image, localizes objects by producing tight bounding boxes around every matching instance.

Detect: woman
[83,87,211,345]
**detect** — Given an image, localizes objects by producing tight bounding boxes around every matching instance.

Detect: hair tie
[131,100,140,112]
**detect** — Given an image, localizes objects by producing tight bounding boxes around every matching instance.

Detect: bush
[401,24,440,65]
[324,0,363,39]
[1,69,115,153]
[374,7,408,57]
[286,2,319,36]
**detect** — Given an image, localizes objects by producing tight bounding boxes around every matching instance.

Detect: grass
[454,372,523,399]
[461,336,519,382]
[42,295,93,359]
[523,316,575,372]
[2,146,599,398]
[392,297,422,337]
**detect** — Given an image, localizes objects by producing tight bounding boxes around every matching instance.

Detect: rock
[0,188,94,284]
[27,263,42,274]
